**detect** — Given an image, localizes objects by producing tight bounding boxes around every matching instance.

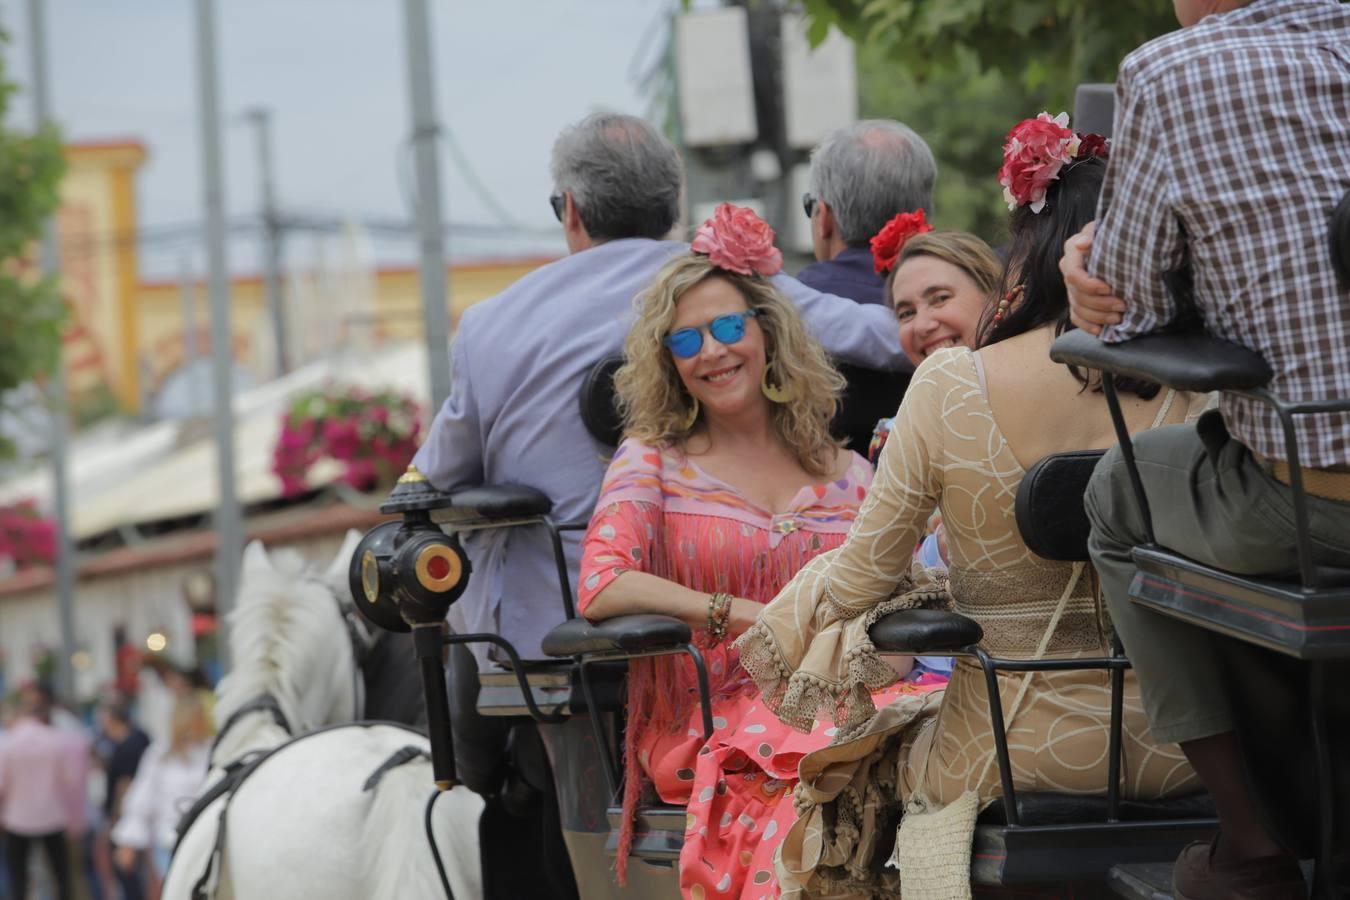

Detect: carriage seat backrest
[580,355,625,447]
[833,363,912,454]
[1332,187,1350,291]
[578,355,912,453]
[1014,450,1106,562]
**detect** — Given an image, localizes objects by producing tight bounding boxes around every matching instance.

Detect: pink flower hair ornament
[998,112,1110,214]
[690,202,783,277]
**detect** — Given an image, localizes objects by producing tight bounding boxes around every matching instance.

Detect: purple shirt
[0,717,87,835]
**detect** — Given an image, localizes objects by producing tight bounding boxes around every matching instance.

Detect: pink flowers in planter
[272,384,423,497]
[0,500,58,571]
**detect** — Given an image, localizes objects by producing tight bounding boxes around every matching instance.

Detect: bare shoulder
[975,327,1059,390]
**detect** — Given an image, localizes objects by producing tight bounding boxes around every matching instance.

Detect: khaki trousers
[538,718,681,900]
[1085,411,1350,745]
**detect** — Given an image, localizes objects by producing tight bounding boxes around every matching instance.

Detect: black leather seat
[833,362,910,453]
[1333,186,1350,290]
[578,356,624,448]
[868,607,982,653]
[380,476,552,520]
[428,484,554,523]
[541,615,691,657]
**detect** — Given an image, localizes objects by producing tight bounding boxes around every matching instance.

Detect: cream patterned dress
[736,346,1202,897]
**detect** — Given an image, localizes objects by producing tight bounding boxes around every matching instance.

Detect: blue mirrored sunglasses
[664,310,758,359]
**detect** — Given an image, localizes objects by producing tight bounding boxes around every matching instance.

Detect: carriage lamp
[392,526,470,625]
[351,463,475,793]
[348,516,471,633]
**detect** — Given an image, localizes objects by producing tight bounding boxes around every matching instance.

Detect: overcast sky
[0,0,671,275]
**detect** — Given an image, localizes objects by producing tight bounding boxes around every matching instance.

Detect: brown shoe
[1172,840,1307,900]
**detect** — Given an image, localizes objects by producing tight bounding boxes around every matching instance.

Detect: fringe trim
[737,588,949,736]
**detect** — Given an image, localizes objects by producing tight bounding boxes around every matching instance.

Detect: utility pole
[26,0,79,704]
[179,255,202,415]
[194,0,241,668]
[243,107,288,376]
[400,0,452,412]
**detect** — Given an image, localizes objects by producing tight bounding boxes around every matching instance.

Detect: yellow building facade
[58,141,145,412]
[58,140,556,414]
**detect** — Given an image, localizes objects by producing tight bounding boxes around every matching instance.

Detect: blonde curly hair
[616,255,845,477]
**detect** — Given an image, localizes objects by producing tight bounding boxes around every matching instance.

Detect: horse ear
[242,540,271,574]
[325,530,363,583]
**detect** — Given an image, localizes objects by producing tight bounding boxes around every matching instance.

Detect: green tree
[0,26,67,456]
[805,0,1179,241]
[855,44,1025,242]
[802,0,1178,108]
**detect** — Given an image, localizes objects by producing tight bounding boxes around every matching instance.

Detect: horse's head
[214,533,376,748]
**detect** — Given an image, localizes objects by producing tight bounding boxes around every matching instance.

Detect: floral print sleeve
[577,438,664,617]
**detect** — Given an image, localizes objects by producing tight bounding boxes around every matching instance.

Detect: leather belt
[1254,452,1350,502]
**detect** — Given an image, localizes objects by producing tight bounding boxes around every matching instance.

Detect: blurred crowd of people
[0,657,214,900]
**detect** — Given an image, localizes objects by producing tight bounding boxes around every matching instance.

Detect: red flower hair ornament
[690,203,783,277]
[869,208,934,275]
[998,111,1109,213]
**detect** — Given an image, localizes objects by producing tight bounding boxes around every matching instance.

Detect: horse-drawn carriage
[349,179,1350,898]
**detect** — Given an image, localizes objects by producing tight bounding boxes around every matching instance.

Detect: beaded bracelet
[706,592,733,645]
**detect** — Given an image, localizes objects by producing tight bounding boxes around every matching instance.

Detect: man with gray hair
[412,112,909,897]
[798,119,937,306]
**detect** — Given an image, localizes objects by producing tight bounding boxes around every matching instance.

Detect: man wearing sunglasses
[795,120,934,451]
[797,119,936,307]
[410,111,911,900]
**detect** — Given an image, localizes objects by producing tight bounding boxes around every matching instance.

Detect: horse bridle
[211,581,376,755]
[337,588,377,721]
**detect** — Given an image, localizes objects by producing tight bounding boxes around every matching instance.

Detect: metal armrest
[379,469,554,520]
[1050,329,1272,393]
[869,609,983,654]
[541,613,713,799]
[541,614,691,657]
[429,485,554,524]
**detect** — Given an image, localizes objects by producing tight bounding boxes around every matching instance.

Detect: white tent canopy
[0,342,431,540]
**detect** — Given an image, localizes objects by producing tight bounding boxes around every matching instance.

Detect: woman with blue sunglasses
[574,205,937,899]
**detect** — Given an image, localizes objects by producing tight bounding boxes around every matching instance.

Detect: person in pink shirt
[0,683,83,900]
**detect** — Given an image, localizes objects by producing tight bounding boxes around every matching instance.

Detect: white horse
[162,535,483,900]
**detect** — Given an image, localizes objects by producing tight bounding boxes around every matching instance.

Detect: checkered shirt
[1090,0,1350,468]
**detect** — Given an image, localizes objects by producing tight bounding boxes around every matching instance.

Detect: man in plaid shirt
[1061,0,1350,896]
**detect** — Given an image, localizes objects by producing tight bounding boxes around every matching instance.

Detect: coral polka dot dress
[579,438,943,899]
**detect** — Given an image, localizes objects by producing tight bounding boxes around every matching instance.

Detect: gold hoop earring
[679,396,700,431]
[761,367,794,404]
